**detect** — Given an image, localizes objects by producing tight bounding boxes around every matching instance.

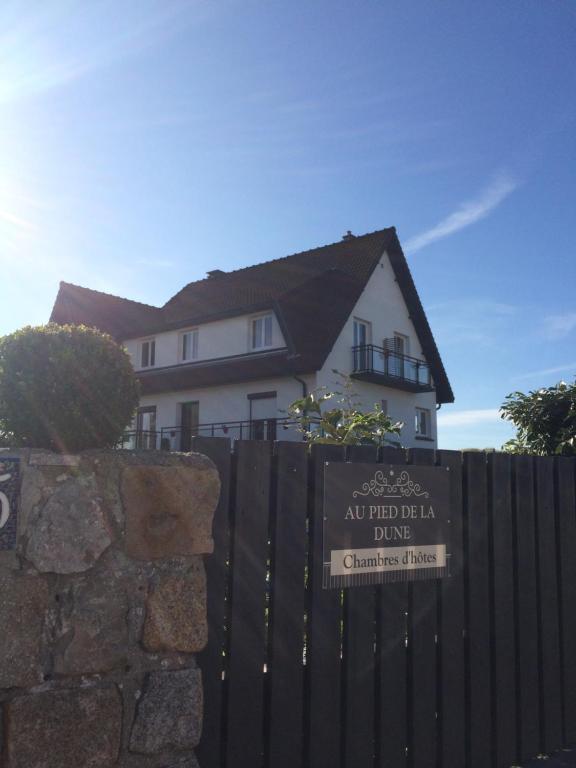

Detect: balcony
[118,417,301,451]
[351,344,434,393]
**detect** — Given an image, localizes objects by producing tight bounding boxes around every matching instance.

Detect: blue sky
[1,0,575,449]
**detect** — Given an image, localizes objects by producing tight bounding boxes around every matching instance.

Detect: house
[49,227,453,449]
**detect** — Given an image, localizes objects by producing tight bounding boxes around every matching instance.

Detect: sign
[0,458,20,551]
[323,463,451,588]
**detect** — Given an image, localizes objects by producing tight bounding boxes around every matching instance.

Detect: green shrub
[287,372,403,447]
[0,324,139,452]
[501,379,576,456]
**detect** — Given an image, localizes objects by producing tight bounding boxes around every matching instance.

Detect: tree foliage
[501,380,576,456]
[287,372,403,447]
[0,324,139,452]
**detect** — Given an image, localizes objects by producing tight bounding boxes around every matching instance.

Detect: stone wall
[0,449,220,768]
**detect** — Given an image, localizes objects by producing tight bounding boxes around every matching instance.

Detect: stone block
[0,573,50,688]
[143,562,207,653]
[6,686,122,768]
[26,480,112,573]
[161,757,200,768]
[122,463,219,560]
[54,567,140,675]
[129,668,203,754]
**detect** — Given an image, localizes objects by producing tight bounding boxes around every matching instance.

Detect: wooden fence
[191,437,576,768]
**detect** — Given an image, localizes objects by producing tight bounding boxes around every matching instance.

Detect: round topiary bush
[0,324,140,452]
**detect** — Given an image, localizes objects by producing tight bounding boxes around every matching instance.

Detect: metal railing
[118,418,301,451]
[116,430,160,450]
[352,344,432,387]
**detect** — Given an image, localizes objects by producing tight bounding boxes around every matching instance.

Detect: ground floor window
[415,407,431,438]
[136,406,157,449]
[248,391,277,440]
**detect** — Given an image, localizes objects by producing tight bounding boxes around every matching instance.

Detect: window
[180,329,199,362]
[136,406,157,449]
[251,314,273,350]
[249,391,277,440]
[393,333,409,355]
[353,318,371,347]
[140,339,156,368]
[415,407,431,437]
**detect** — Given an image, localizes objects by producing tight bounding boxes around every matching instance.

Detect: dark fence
[191,437,576,768]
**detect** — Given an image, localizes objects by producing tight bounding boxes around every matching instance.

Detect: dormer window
[251,314,273,350]
[140,339,156,368]
[180,329,199,362]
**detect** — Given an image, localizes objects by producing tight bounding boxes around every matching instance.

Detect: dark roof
[49,227,454,403]
[50,282,161,338]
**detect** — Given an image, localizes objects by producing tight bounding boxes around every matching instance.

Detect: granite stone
[6,686,122,768]
[122,463,219,560]
[143,562,207,653]
[26,480,112,573]
[0,572,50,688]
[54,568,139,675]
[129,668,203,754]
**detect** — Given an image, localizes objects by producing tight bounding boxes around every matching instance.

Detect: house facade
[50,227,454,449]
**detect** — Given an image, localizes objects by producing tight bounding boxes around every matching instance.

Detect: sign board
[0,458,20,551]
[323,463,451,588]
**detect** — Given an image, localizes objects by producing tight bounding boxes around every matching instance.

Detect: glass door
[136,406,157,449]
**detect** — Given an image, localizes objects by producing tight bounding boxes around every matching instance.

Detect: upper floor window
[251,314,273,350]
[180,329,199,362]
[140,339,156,368]
[353,318,371,347]
[415,407,431,437]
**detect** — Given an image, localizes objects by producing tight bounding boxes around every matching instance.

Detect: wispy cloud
[404,173,519,254]
[0,2,204,106]
[541,312,576,340]
[514,362,576,382]
[437,408,502,428]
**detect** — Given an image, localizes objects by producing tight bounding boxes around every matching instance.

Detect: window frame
[250,313,274,351]
[353,318,372,347]
[179,328,199,363]
[415,407,431,438]
[140,338,156,369]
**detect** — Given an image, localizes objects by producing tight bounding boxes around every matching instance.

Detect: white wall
[133,374,316,447]
[124,311,286,371]
[317,249,438,448]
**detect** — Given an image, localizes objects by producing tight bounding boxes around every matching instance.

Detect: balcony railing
[351,344,434,392]
[118,418,301,451]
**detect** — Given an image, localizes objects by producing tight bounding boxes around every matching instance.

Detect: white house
[50,227,454,449]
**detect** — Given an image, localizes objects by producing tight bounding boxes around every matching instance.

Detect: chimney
[342,230,355,241]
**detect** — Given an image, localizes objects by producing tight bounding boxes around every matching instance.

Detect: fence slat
[536,456,563,753]
[377,446,409,768]
[489,453,517,768]
[556,458,576,742]
[465,451,492,768]
[268,442,309,768]
[307,444,346,768]
[192,436,232,768]
[436,449,466,768]
[408,447,438,768]
[342,444,378,768]
[226,440,273,768]
[514,455,540,762]
[189,438,576,768]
